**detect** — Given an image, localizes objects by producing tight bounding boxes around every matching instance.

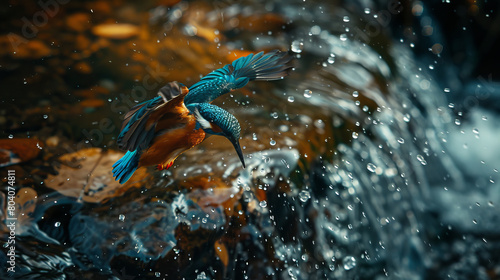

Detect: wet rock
[92,23,140,40]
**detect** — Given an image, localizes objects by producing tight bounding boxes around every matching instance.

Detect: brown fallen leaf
[0,138,42,167]
[15,187,38,234]
[45,148,148,203]
[214,239,229,268]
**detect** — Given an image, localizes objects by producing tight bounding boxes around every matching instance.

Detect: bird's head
[189,103,246,168]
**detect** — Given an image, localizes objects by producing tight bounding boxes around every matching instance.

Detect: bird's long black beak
[232,140,246,168]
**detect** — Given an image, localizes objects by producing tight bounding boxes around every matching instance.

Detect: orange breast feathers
[138,109,206,169]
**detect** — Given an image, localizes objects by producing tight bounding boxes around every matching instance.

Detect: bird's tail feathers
[112,150,140,184]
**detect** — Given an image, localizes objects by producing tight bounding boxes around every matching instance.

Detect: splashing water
[2,0,499,279]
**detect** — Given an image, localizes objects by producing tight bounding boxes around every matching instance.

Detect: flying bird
[112,51,293,183]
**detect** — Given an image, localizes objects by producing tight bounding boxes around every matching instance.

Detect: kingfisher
[112,50,292,183]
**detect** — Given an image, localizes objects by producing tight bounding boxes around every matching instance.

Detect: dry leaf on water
[0,138,42,167]
[45,148,147,203]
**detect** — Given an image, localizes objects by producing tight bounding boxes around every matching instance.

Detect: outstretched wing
[117,82,188,152]
[184,50,292,105]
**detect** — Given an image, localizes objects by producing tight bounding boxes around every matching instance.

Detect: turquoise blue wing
[116,82,184,152]
[184,50,292,105]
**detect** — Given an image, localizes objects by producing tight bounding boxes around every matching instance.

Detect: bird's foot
[157,161,174,170]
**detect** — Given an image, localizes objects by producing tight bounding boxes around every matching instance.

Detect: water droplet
[417,154,427,165]
[472,219,477,224]
[202,217,207,223]
[287,96,295,102]
[119,214,125,222]
[352,91,359,98]
[155,272,161,277]
[252,133,258,141]
[259,200,267,208]
[298,190,311,202]
[397,138,404,144]
[367,163,377,173]
[429,64,434,70]
[329,264,336,271]
[339,34,348,41]
[291,40,304,53]
[43,114,48,119]
[352,132,358,139]
[403,114,411,122]
[8,135,13,139]
[343,16,350,22]
[444,88,450,93]
[327,56,335,64]
[454,119,461,126]
[54,222,61,227]
[271,112,278,119]
[303,89,312,98]
[270,139,276,146]
[364,8,371,14]
[343,256,356,270]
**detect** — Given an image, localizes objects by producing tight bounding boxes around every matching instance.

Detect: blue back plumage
[184,50,292,105]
